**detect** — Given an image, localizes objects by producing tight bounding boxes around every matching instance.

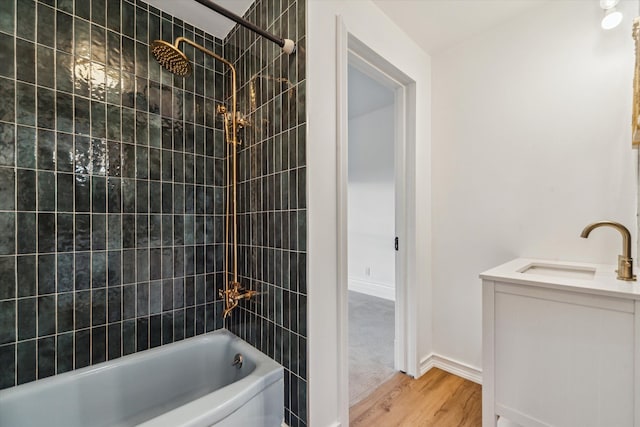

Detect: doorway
[346,63,398,406]
[338,33,418,419]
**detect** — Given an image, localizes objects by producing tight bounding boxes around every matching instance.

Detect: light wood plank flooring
[350,368,482,427]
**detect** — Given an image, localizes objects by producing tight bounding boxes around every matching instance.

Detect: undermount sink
[519,263,596,280]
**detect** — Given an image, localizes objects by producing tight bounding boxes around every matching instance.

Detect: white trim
[420,353,483,385]
[336,16,350,427]
[337,15,421,427]
[348,278,395,301]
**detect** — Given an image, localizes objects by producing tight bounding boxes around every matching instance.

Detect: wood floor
[350,368,482,427]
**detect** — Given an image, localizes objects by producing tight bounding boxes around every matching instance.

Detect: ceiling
[144,0,254,39]
[372,0,549,54]
[145,1,552,55]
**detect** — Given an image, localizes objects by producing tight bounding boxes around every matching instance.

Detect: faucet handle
[617,255,637,281]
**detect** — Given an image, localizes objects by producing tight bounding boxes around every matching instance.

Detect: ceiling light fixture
[600,0,623,30]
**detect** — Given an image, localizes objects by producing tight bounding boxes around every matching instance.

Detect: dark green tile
[16,0,35,41]
[119,110,133,147]
[37,296,55,336]
[74,174,90,213]
[74,18,90,59]
[74,226,89,269]
[16,256,35,298]
[107,323,121,360]
[37,254,55,295]
[0,78,15,122]
[92,326,106,364]
[56,11,73,54]
[91,24,106,64]
[135,7,147,44]
[121,0,134,38]
[37,172,55,212]
[15,39,35,84]
[16,82,36,126]
[17,339,36,384]
[74,0,90,20]
[0,33,14,79]
[57,0,73,14]
[74,329,90,368]
[136,316,148,351]
[0,167,15,211]
[106,66,121,105]
[57,293,73,332]
[56,51,74,93]
[56,213,74,253]
[37,3,55,48]
[37,213,55,253]
[57,173,74,212]
[37,129,56,170]
[91,0,105,27]
[37,88,56,130]
[56,92,74,134]
[107,250,121,286]
[0,300,15,344]
[57,253,74,292]
[107,214,121,249]
[91,101,106,138]
[56,332,73,373]
[16,213,35,254]
[107,105,121,141]
[16,126,35,169]
[0,0,14,35]
[74,252,91,290]
[0,344,16,389]
[107,0,120,32]
[0,123,15,167]
[91,287,105,325]
[74,97,91,136]
[91,215,106,251]
[74,135,90,175]
[0,256,15,300]
[18,298,38,340]
[121,36,134,75]
[56,133,74,173]
[0,213,14,255]
[37,45,55,89]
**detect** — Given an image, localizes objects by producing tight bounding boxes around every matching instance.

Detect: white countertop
[480,258,640,300]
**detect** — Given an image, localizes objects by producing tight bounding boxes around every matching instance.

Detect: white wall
[307,1,432,425]
[348,105,396,300]
[432,0,638,372]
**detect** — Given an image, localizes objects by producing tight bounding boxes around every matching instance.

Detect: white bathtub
[0,329,284,427]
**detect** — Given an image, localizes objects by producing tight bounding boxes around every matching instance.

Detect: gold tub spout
[580,221,636,281]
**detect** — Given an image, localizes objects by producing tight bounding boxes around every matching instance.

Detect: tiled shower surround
[0,0,229,389]
[225,0,307,426]
[0,0,308,425]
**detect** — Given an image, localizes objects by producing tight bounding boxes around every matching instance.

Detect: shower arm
[173,36,241,298]
[193,0,296,54]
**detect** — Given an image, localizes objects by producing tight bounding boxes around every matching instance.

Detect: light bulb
[601,7,623,30]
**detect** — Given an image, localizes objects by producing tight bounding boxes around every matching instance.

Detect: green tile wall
[0,0,228,389]
[224,0,308,425]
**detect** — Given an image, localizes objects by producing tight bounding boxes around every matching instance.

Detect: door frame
[336,15,419,422]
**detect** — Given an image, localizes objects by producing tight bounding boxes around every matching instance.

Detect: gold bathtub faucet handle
[580,221,636,281]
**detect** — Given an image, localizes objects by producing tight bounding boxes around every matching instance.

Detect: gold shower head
[150,39,192,76]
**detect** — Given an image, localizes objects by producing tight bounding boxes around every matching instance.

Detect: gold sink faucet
[580,221,636,281]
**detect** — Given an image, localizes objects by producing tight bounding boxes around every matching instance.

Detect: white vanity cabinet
[481,259,640,427]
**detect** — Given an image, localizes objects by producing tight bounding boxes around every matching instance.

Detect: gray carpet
[349,291,396,406]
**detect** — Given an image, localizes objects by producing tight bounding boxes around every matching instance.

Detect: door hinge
[395,237,399,251]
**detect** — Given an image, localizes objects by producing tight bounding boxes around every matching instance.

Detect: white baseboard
[348,278,395,301]
[420,353,482,385]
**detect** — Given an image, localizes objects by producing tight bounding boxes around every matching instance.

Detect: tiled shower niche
[224,0,308,426]
[0,0,228,389]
